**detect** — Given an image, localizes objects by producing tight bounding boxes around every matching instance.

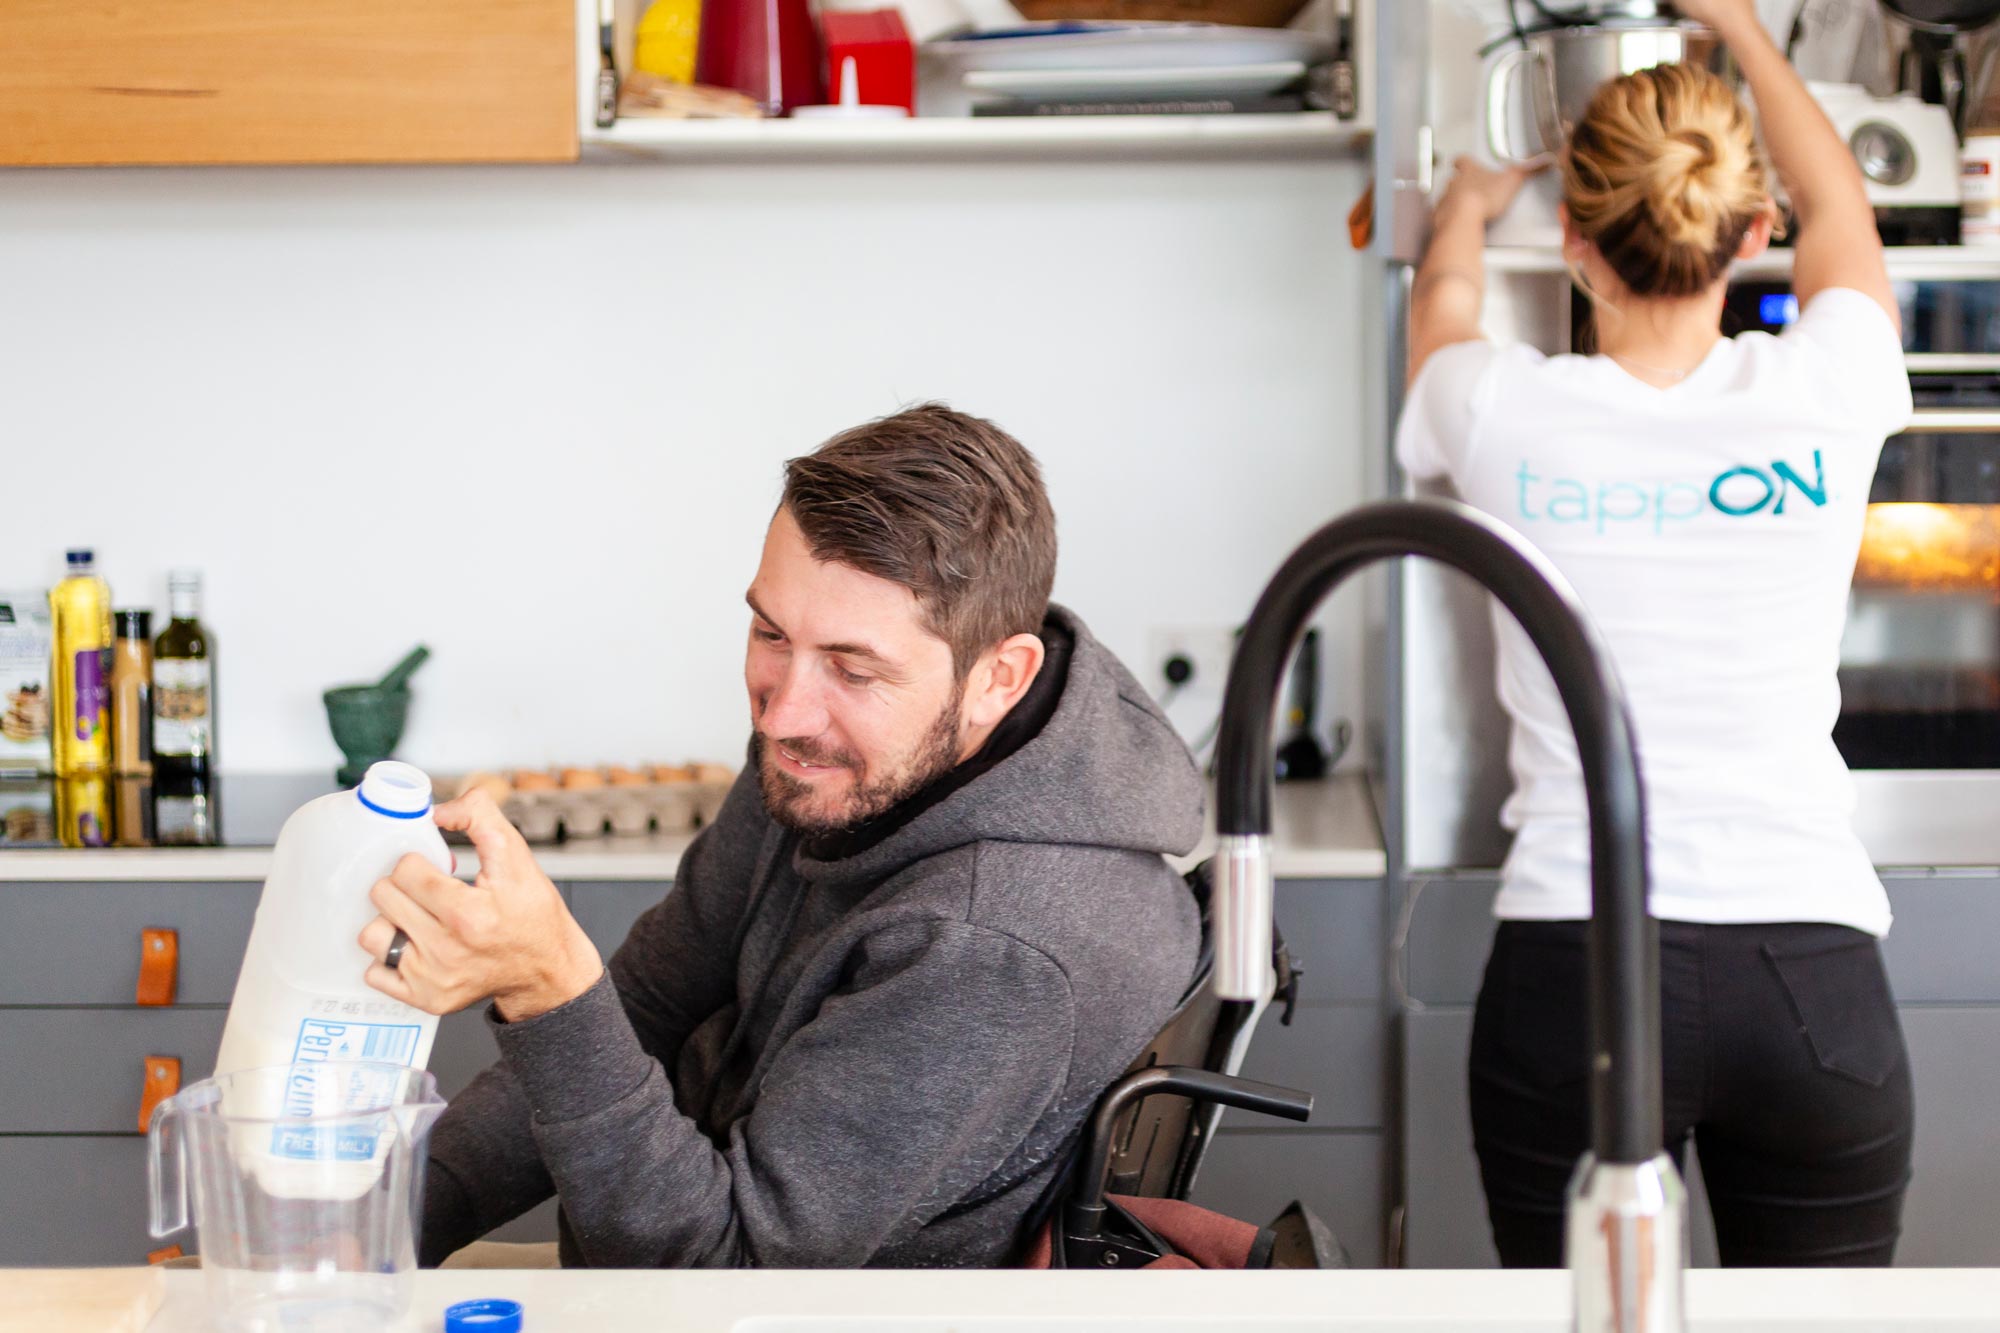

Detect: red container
[695,0,824,116]
[820,9,915,114]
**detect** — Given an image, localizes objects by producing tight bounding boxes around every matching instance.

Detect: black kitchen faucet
[1208,499,1683,1333]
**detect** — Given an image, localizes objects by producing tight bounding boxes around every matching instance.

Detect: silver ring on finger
[383,928,411,971]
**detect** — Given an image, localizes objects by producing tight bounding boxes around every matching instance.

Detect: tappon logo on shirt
[1513,450,1830,534]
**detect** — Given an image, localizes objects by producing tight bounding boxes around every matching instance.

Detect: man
[360,403,1205,1268]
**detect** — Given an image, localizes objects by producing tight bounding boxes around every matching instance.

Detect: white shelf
[572,0,1371,163]
[1485,245,2000,281]
[581,113,1366,162]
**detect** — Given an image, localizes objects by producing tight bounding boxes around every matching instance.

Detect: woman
[1398,0,1915,1268]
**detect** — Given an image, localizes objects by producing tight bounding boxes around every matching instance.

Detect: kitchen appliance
[1484,11,1723,165]
[148,1060,446,1333]
[1211,500,1677,1331]
[1274,627,1329,782]
[1807,81,1963,243]
[1724,274,2000,770]
[1881,0,2000,136]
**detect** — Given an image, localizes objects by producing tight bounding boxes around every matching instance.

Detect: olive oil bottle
[152,570,215,781]
[49,549,113,777]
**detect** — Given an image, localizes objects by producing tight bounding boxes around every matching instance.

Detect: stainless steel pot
[1486,20,1724,164]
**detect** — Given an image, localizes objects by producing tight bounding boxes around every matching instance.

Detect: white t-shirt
[1395,289,1912,935]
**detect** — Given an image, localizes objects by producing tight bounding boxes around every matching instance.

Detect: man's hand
[358,790,604,1022]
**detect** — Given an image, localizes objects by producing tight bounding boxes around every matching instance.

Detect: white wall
[0,156,1371,775]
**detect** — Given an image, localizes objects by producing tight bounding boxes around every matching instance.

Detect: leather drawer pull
[136,928,178,1007]
[147,1243,184,1265]
[139,1056,181,1135]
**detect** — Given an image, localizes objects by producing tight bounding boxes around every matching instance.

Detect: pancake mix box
[0,590,53,773]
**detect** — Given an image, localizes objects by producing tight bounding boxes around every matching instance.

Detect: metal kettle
[1485,9,1724,164]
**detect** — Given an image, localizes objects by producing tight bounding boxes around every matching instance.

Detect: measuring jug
[148,1060,446,1333]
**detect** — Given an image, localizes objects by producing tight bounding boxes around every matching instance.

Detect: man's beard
[756,683,965,836]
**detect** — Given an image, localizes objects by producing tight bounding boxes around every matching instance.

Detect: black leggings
[1469,919,1914,1268]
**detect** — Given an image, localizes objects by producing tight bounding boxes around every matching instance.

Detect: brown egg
[606,766,649,787]
[462,772,513,804]
[691,762,735,785]
[649,764,696,785]
[511,769,559,793]
[560,767,606,791]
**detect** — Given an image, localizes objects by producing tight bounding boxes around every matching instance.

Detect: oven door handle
[1905,353,2000,375]
[1904,409,2000,433]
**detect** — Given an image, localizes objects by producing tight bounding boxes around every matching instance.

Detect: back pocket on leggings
[1763,932,1903,1089]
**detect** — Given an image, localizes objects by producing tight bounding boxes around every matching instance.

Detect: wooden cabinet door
[0,0,577,166]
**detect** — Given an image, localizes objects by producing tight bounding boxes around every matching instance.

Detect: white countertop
[0,775,1385,883]
[131,1267,2000,1331]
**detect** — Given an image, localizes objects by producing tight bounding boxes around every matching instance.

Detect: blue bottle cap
[65,549,94,567]
[445,1298,524,1333]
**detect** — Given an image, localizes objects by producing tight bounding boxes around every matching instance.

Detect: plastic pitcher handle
[1485,46,1544,166]
[146,1094,188,1238]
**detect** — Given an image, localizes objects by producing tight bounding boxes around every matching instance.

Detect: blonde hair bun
[1562,62,1773,297]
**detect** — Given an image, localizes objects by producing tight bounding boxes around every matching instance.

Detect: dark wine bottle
[152,570,215,781]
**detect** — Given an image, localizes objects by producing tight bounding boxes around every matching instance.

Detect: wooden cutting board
[1,1268,165,1333]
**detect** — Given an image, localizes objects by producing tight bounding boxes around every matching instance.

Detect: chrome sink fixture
[1209,500,1680,1333]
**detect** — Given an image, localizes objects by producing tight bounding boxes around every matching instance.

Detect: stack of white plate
[919,21,1333,118]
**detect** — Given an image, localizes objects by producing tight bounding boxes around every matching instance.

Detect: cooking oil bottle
[49,549,113,777]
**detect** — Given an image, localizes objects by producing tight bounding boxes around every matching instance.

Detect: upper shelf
[573,0,1372,162]
[1485,246,2000,282]
[583,112,1367,161]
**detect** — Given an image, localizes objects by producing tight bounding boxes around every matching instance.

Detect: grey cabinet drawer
[568,880,671,958]
[1275,878,1386,1004]
[0,1137,157,1265]
[0,1009,225,1133]
[1232,1002,1388,1131]
[1190,1130,1388,1268]
[0,881,258,1006]
[1400,1006,1489,1269]
[1899,1007,2000,1267]
[1401,875,1499,1007]
[431,1006,504,1103]
[1880,877,2000,1003]
[0,1134,556,1266]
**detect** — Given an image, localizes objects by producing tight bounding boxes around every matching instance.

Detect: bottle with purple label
[49,548,112,777]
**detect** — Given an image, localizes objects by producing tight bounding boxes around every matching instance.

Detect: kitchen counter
[131,1267,2000,1331]
[0,774,1386,883]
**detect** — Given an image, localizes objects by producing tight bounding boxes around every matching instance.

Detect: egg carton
[432,765,735,844]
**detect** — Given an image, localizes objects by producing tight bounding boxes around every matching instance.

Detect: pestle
[324,646,431,786]
[374,645,431,694]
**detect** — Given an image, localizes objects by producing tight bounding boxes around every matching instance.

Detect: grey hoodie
[420,607,1204,1269]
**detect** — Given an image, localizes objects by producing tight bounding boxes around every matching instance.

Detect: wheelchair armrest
[1065,1065,1313,1238]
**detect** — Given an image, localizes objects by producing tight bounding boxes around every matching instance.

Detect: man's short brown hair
[782,403,1058,676]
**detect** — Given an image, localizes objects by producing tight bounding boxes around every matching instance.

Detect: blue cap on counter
[445,1298,523,1333]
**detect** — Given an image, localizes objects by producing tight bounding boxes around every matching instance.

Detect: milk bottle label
[269,1016,424,1161]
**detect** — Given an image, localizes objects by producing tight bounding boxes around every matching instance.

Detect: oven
[1725,277,2000,774]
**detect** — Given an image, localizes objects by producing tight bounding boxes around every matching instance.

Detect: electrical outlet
[1147,625,1239,699]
